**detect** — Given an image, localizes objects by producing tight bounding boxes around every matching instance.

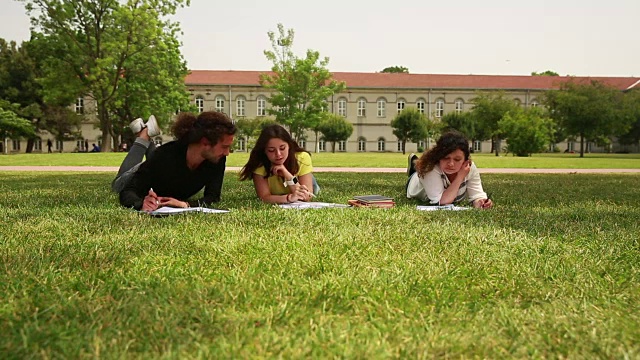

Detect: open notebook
[146,207,229,216]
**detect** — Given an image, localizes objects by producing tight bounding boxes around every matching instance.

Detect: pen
[150,188,159,205]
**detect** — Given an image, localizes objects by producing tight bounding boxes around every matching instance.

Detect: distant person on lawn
[239,124,319,204]
[406,130,493,209]
[111,112,237,212]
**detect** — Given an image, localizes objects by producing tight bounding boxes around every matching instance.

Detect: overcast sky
[1,0,638,77]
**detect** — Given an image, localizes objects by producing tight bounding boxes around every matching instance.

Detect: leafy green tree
[618,90,640,149]
[19,0,190,151]
[469,91,519,156]
[260,23,345,147]
[498,107,553,156]
[0,101,36,143]
[235,117,270,151]
[381,66,409,73]
[441,112,476,141]
[391,107,430,155]
[531,70,559,76]
[544,80,630,157]
[317,113,353,153]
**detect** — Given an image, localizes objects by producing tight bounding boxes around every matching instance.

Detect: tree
[618,90,640,149]
[0,101,36,152]
[469,91,519,156]
[235,117,270,151]
[317,113,353,153]
[381,66,409,74]
[20,0,190,152]
[498,107,553,156]
[544,80,630,157]
[390,107,431,155]
[441,112,476,141]
[260,24,345,148]
[531,70,559,76]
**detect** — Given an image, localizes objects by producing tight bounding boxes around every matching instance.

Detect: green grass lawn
[1,151,640,168]
[1,171,639,358]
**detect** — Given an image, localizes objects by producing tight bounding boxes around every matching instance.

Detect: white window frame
[257,96,266,117]
[12,139,21,151]
[215,96,225,113]
[338,140,346,152]
[55,140,63,151]
[416,99,426,114]
[34,138,42,151]
[435,99,445,118]
[397,99,405,113]
[195,96,204,113]
[473,140,482,152]
[357,98,366,117]
[377,99,386,117]
[358,137,366,152]
[530,100,539,108]
[397,140,405,152]
[75,97,84,114]
[455,99,464,114]
[298,139,306,150]
[236,96,246,117]
[338,98,347,117]
[237,137,246,152]
[319,139,326,152]
[377,137,385,152]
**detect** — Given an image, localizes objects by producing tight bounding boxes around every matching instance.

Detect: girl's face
[439,149,466,175]
[265,138,289,165]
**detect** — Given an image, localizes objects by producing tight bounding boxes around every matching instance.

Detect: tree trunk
[98,102,112,152]
[579,133,585,158]
[332,141,336,153]
[402,140,406,155]
[495,137,500,157]
[314,130,320,153]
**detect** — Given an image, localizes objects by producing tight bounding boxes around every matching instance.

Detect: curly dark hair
[171,111,237,145]
[416,130,470,178]
[239,124,307,181]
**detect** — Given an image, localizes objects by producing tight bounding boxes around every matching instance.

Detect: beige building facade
[3,71,639,154]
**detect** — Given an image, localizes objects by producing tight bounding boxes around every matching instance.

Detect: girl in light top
[406,131,493,209]
[239,124,319,204]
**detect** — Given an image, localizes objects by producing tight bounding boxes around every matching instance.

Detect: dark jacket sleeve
[188,157,226,207]
[118,158,157,210]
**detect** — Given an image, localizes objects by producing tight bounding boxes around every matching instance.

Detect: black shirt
[119,141,226,210]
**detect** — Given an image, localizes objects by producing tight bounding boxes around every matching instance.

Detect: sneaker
[129,118,144,134]
[145,115,161,137]
[407,153,418,177]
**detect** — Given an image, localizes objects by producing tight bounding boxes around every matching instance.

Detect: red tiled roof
[185,70,640,91]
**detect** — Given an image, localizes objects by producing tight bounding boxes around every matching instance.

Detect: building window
[236,96,246,117]
[76,140,84,152]
[338,140,346,152]
[195,96,204,113]
[568,141,574,152]
[377,137,385,152]
[34,138,42,151]
[530,100,539,107]
[397,98,406,113]
[473,140,482,152]
[319,139,326,152]
[455,99,464,114]
[257,96,267,116]
[435,99,445,118]
[215,96,225,113]
[418,140,425,151]
[75,98,84,114]
[298,139,306,150]
[12,139,21,151]
[338,98,347,117]
[416,99,426,114]
[358,137,366,152]
[357,98,366,117]
[237,137,246,152]
[55,140,63,151]
[514,98,522,107]
[397,140,405,152]
[377,98,386,117]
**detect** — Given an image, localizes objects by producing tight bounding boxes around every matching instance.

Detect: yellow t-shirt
[254,152,313,195]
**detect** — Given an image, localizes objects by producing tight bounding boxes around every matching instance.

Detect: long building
[3,71,639,154]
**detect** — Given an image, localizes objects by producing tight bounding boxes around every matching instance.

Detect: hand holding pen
[142,187,160,212]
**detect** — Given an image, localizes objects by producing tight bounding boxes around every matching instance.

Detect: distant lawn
[1,172,639,358]
[1,151,640,168]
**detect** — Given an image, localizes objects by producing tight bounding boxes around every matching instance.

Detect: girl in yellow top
[239,124,319,204]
